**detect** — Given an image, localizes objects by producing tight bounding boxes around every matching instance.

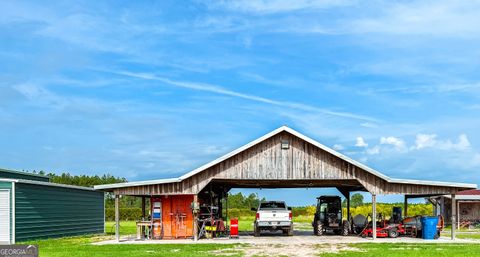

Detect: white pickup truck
[252,201,293,236]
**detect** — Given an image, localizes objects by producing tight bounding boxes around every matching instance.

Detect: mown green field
[28,235,480,257]
[29,236,241,257]
[321,243,480,257]
[22,221,480,257]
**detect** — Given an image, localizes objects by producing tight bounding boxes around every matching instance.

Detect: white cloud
[210,0,353,14]
[366,145,380,155]
[355,137,368,147]
[333,144,344,150]
[414,134,437,150]
[413,133,471,151]
[360,122,379,128]
[107,70,378,122]
[13,83,67,107]
[455,134,471,150]
[350,1,480,37]
[380,136,406,150]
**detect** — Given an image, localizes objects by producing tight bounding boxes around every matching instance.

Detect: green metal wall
[0,181,12,244]
[15,183,104,241]
[0,168,49,182]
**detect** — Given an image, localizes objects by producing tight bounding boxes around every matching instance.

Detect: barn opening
[95,126,476,241]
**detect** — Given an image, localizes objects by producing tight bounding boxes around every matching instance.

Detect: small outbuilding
[0,168,105,244]
[430,189,480,229]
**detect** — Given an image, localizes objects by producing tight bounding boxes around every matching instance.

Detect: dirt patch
[209,243,363,257]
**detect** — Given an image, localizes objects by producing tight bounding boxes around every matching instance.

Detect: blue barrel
[421,216,439,240]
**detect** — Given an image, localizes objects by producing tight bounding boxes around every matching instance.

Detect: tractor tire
[316,222,324,236]
[254,225,260,237]
[388,228,399,238]
[341,220,350,236]
[313,220,319,235]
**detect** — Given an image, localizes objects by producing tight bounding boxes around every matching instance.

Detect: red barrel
[230,218,239,238]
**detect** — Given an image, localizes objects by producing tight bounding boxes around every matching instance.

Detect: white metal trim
[441,195,480,200]
[11,182,15,245]
[94,178,180,190]
[93,126,478,190]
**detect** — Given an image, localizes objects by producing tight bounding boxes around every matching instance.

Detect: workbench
[136,221,152,240]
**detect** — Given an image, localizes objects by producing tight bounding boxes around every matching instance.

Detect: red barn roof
[458,189,480,195]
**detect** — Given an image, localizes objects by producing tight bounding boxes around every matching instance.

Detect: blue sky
[1,0,480,205]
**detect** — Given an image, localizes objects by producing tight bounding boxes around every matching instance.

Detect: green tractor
[312,196,350,236]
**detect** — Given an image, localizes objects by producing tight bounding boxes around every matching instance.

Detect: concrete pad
[93,230,480,245]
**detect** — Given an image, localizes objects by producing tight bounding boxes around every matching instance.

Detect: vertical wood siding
[114,131,462,196]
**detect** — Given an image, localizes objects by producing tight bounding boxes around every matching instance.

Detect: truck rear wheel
[254,224,260,237]
[288,225,294,236]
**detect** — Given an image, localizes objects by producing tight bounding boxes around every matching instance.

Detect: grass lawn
[105,221,137,235]
[84,221,480,257]
[442,225,480,232]
[28,236,242,257]
[321,243,480,257]
[27,235,480,257]
[455,233,480,239]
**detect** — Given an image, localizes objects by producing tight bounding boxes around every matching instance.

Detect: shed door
[0,190,10,244]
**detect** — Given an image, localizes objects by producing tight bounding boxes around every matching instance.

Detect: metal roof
[0,178,97,191]
[0,167,49,179]
[94,126,477,191]
[458,189,480,195]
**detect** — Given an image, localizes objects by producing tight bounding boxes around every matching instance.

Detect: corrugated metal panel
[0,168,49,182]
[0,190,11,244]
[15,182,104,241]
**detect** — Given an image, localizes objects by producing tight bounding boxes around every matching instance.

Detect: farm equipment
[360,213,405,238]
[312,196,350,236]
[358,207,444,239]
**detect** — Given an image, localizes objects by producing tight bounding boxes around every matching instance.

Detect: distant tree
[342,193,364,207]
[28,170,137,208]
[226,192,265,209]
[351,193,364,207]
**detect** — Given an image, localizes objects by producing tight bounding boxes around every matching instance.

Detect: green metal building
[0,168,104,244]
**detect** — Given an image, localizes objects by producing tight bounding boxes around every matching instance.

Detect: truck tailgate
[258,210,290,221]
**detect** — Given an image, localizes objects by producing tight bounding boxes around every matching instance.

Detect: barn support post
[451,194,456,240]
[141,196,146,220]
[404,195,408,217]
[346,191,351,221]
[225,192,229,222]
[115,194,120,242]
[457,201,460,229]
[193,194,198,242]
[372,194,377,240]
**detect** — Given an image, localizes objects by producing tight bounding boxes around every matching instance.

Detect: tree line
[30,170,127,187]
[29,170,139,208]
[25,170,433,219]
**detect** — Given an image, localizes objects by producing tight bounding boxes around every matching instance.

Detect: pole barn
[95,126,476,241]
